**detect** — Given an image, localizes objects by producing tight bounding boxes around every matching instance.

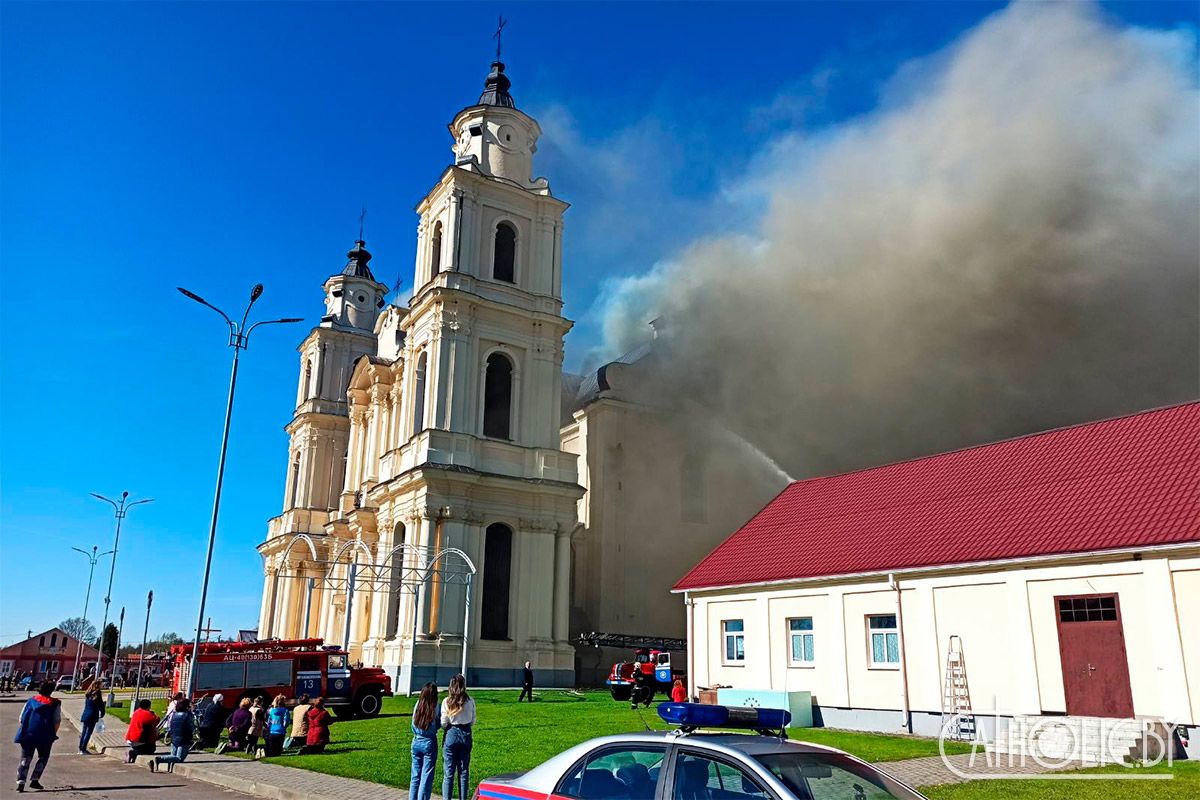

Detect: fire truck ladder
[576,632,688,651]
[941,635,976,741]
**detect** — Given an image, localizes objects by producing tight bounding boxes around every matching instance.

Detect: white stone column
[276,566,296,639]
[552,528,571,642]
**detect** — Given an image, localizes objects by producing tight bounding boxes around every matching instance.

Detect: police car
[475,703,927,800]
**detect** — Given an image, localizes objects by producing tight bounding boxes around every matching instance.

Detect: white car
[54,676,74,691]
[475,703,927,800]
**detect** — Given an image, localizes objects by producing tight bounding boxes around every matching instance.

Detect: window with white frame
[788,617,815,664]
[722,619,745,663]
[868,614,899,666]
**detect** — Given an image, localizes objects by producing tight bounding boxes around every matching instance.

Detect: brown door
[1055,594,1134,718]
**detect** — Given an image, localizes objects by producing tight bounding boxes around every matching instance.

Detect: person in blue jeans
[440,674,476,800]
[409,683,439,800]
[15,681,61,793]
[78,686,106,754]
[152,699,194,773]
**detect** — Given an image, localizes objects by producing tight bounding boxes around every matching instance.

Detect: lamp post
[70,545,113,687]
[134,590,153,706]
[92,492,153,683]
[109,606,125,708]
[178,283,301,698]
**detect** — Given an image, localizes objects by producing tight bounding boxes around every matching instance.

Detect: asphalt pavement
[0,697,252,799]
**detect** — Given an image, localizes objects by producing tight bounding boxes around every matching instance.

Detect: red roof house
[676,402,1200,591]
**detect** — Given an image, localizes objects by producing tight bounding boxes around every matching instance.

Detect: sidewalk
[60,698,414,800]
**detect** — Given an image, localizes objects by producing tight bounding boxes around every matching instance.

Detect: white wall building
[676,402,1200,738]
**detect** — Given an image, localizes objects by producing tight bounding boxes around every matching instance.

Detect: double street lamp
[69,545,113,685]
[92,492,153,683]
[178,283,301,698]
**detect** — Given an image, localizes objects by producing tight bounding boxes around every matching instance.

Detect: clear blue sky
[2,1,1194,647]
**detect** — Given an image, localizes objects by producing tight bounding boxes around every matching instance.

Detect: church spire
[343,238,375,281]
[478,15,515,108]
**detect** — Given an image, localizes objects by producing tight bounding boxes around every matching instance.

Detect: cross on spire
[493,14,507,62]
[358,205,367,241]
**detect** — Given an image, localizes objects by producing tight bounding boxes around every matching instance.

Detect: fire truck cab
[607,647,677,702]
[170,638,391,717]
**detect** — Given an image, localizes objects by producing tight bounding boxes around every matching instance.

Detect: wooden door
[1055,594,1134,718]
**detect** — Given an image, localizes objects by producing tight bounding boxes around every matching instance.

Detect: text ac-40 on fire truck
[170,638,391,716]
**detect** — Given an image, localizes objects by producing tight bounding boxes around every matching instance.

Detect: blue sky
[2,1,1195,646]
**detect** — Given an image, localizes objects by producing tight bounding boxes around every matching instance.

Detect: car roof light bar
[657,702,791,735]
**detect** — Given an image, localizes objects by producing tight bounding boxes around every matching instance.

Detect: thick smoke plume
[600,2,1199,478]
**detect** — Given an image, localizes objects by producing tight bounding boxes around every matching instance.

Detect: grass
[105,697,167,724]
[258,690,968,797]
[923,760,1200,799]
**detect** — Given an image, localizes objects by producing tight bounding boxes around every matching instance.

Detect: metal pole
[70,546,109,688]
[461,575,472,678]
[301,578,314,638]
[135,590,153,705]
[407,581,421,697]
[186,348,239,698]
[342,561,357,653]
[95,496,126,680]
[109,606,125,708]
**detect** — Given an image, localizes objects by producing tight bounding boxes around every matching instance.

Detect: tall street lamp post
[134,590,153,706]
[70,545,113,685]
[178,283,301,698]
[109,606,125,708]
[92,492,153,683]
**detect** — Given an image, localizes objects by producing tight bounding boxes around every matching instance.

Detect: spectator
[78,686,106,754]
[152,698,194,773]
[14,680,61,793]
[671,678,688,703]
[409,683,439,800]
[196,695,227,749]
[247,696,265,757]
[285,694,310,750]
[299,698,333,754]
[264,695,291,757]
[124,699,159,764]
[440,674,475,800]
[518,661,533,703]
[217,698,252,754]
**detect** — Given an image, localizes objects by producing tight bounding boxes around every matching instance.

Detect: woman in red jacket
[670,678,688,703]
[124,699,160,764]
[299,698,333,754]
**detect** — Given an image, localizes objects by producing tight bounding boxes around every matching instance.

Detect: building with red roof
[675,402,1200,740]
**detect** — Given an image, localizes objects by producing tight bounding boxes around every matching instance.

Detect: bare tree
[59,617,97,642]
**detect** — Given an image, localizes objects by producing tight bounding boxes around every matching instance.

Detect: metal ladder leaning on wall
[941,635,977,740]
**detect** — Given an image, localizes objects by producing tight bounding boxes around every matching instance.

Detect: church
[254,58,785,689]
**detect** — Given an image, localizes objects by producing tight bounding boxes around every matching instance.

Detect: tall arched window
[493,222,516,283]
[483,352,514,439]
[412,352,428,436]
[303,359,313,400]
[481,523,512,640]
[430,221,443,277]
[386,522,406,639]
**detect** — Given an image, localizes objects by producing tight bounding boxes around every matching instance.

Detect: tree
[157,632,183,645]
[97,623,118,660]
[59,617,97,643]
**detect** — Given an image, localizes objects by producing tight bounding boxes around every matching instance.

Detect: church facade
[256,60,784,688]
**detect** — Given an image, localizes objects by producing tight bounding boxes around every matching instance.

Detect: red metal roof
[674,402,1200,591]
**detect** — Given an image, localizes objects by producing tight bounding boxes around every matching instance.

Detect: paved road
[0,699,251,799]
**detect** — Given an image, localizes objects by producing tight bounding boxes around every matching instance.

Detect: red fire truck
[577,632,687,703]
[170,638,392,717]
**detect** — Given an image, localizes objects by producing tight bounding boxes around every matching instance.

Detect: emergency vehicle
[577,632,687,703]
[170,638,392,717]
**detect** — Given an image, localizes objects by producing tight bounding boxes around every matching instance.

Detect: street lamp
[109,606,125,708]
[178,283,301,697]
[92,492,153,683]
[70,545,113,687]
[134,590,153,706]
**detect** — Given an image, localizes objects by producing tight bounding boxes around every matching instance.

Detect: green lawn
[924,761,1199,799]
[262,690,968,797]
[105,697,167,724]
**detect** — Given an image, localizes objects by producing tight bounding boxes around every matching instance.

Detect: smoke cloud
[597,2,1200,477]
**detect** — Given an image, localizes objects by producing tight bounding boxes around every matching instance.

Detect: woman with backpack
[409,683,439,800]
[440,674,476,800]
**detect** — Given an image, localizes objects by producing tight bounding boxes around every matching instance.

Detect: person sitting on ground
[125,699,159,764]
[196,694,227,749]
[285,693,309,750]
[14,680,61,793]
[217,698,252,755]
[299,698,333,755]
[152,698,193,773]
[246,696,265,757]
[263,695,291,757]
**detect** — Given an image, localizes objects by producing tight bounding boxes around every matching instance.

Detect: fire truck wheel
[355,689,383,718]
[610,685,632,702]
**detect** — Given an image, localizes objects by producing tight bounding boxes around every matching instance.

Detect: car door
[553,743,669,800]
[664,748,777,800]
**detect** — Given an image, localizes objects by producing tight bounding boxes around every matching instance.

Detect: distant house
[0,628,100,681]
[675,402,1200,737]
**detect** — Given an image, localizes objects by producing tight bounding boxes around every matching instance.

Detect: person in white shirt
[440,674,475,800]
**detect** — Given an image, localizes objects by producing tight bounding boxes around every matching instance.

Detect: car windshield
[753,752,922,800]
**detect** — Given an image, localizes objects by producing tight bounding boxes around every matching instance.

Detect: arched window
[493,222,516,283]
[483,352,513,439]
[303,359,313,400]
[481,523,512,640]
[289,453,301,509]
[430,221,443,277]
[386,522,406,639]
[412,352,428,436]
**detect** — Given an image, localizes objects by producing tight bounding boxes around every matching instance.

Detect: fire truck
[577,632,688,703]
[170,638,392,717]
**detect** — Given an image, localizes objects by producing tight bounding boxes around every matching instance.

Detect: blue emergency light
[657,702,791,731]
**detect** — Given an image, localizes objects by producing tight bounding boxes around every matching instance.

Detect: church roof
[568,340,656,414]
[478,61,516,108]
[674,401,1200,591]
[342,239,377,281]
